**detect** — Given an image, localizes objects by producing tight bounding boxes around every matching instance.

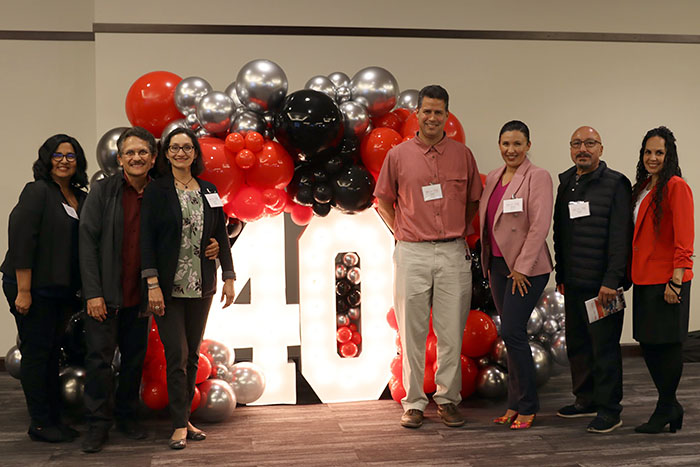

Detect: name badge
[204,192,224,208]
[62,203,78,220]
[503,198,523,213]
[568,201,590,219]
[422,184,443,202]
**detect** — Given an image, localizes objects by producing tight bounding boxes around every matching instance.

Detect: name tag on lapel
[568,201,590,219]
[503,198,523,213]
[204,192,224,208]
[422,184,443,202]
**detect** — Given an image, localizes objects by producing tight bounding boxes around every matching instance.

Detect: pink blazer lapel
[495,158,532,221]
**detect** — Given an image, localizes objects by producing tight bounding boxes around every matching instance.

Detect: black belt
[429,237,460,243]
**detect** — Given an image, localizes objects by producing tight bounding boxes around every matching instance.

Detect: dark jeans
[155,296,212,429]
[83,305,149,428]
[3,281,75,426]
[489,257,549,415]
[564,286,624,418]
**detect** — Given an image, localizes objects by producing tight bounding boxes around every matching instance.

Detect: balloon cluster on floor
[94,60,466,228]
[335,252,363,358]
[141,321,265,422]
[386,241,568,403]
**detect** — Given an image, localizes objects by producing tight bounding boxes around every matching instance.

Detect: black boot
[634,402,683,434]
[28,424,65,443]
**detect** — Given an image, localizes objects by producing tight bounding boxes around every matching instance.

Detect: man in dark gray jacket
[79,127,219,452]
[553,126,632,434]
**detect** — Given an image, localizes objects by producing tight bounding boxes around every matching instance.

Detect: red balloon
[125,71,184,137]
[339,342,359,358]
[372,111,402,132]
[245,141,295,190]
[144,358,167,383]
[351,331,362,346]
[198,137,245,202]
[290,203,313,226]
[460,355,479,398]
[244,131,264,152]
[390,355,403,380]
[226,185,265,222]
[401,112,466,144]
[386,307,398,331]
[336,326,353,344]
[225,132,246,153]
[425,333,438,365]
[191,385,201,413]
[361,127,402,175]
[261,188,287,216]
[462,310,499,357]
[392,108,411,124]
[389,376,406,403]
[196,353,212,385]
[235,149,256,170]
[348,323,358,332]
[423,362,437,394]
[141,379,169,411]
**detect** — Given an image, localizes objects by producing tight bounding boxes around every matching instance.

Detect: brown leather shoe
[400,409,424,428]
[437,403,465,427]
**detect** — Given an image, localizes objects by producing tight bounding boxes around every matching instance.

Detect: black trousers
[3,281,75,426]
[83,305,149,428]
[155,296,212,429]
[564,286,624,417]
[640,342,683,407]
[489,257,549,415]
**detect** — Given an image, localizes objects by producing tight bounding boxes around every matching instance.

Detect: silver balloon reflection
[305,75,337,101]
[196,91,235,135]
[212,363,233,383]
[201,339,234,366]
[476,365,508,399]
[342,252,359,267]
[529,341,551,386]
[335,86,352,104]
[186,112,200,128]
[339,101,370,140]
[235,59,288,113]
[160,118,189,140]
[224,81,244,108]
[550,330,569,366]
[230,362,266,404]
[59,366,86,407]
[348,307,360,320]
[196,127,211,138]
[526,307,544,336]
[490,338,508,369]
[96,127,128,175]
[489,312,502,335]
[346,267,361,285]
[349,66,399,117]
[396,89,420,110]
[111,348,121,373]
[537,288,566,321]
[328,71,351,89]
[337,313,350,327]
[477,356,491,369]
[5,345,21,379]
[230,110,266,136]
[335,264,347,279]
[196,379,236,422]
[543,318,561,335]
[174,76,213,116]
[89,170,106,186]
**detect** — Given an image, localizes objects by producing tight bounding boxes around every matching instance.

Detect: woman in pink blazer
[479,120,554,429]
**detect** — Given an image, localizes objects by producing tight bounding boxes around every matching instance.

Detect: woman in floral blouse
[141,127,235,449]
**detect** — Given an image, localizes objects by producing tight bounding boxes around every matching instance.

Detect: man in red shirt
[375,85,482,428]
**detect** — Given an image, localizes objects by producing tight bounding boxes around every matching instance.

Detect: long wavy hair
[631,126,682,231]
[33,134,88,188]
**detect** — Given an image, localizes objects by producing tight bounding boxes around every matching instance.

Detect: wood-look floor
[0,357,699,466]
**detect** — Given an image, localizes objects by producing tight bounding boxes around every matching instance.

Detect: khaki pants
[394,239,472,411]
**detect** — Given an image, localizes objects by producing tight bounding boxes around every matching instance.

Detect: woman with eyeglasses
[630,126,693,434]
[1,134,88,442]
[140,127,235,449]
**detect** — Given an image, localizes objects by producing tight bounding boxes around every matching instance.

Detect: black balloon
[226,218,245,241]
[347,289,362,307]
[336,298,349,314]
[296,186,315,206]
[332,164,376,213]
[336,279,352,297]
[312,202,331,217]
[313,184,333,204]
[274,90,344,163]
[325,156,347,175]
[312,169,329,184]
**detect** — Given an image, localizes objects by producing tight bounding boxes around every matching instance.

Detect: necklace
[174,175,194,189]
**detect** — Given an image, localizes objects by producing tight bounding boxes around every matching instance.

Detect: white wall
[2,0,700,353]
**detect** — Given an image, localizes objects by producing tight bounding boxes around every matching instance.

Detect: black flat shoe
[168,437,187,450]
[635,402,684,434]
[28,424,65,443]
[187,429,206,441]
[57,423,80,441]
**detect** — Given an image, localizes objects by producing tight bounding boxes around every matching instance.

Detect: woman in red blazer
[630,126,694,434]
[479,120,553,429]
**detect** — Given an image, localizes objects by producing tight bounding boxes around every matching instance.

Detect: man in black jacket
[79,127,219,452]
[553,126,632,434]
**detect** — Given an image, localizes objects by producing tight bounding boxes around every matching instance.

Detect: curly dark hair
[631,126,682,231]
[156,127,205,177]
[32,134,88,188]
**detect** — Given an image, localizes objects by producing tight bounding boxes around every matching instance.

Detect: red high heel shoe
[510,414,536,430]
[493,412,518,425]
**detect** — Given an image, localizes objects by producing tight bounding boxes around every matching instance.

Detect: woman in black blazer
[141,127,235,449]
[1,134,88,442]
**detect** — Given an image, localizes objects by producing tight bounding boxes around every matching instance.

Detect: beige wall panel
[0,0,93,30]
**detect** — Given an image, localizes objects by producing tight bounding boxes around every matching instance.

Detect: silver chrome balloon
[230,362,266,404]
[305,75,337,101]
[396,89,420,110]
[174,76,213,116]
[201,339,234,366]
[212,363,233,383]
[550,330,568,366]
[542,318,561,335]
[476,365,508,399]
[59,366,86,407]
[160,118,189,140]
[328,71,351,89]
[186,112,200,128]
[490,313,502,335]
[526,307,544,336]
[349,66,399,117]
[335,86,352,104]
[5,345,21,379]
[235,59,288,113]
[476,356,491,369]
[530,341,552,386]
[196,91,235,135]
[537,288,566,320]
[342,252,359,267]
[346,267,361,285]
[230,110,266,136]
[348,307,360,320]
[89,170,106,186]
[335,263,347,279]
[96,127,128,175]
[224,81,243,107]
[339,101,370,140]
[337,313,350,327]
[196,379,236,422]
[195,127,211,138]
[489,338,508,369]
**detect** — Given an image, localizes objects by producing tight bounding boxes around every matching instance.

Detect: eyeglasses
[52,152,76,161]
[122,149,151,158]
[570,139,601,149]
[168,144,194,155]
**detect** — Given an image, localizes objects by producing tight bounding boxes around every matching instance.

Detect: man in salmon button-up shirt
[374,85,482,429]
